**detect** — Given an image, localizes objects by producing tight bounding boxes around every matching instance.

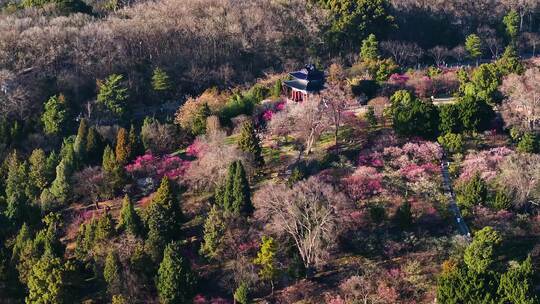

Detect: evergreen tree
[457,173,487,212]
[394,201,413,229]
[497,44,524,75]
[128,124,143,159]
[95,211,115,242]
[11,223,32,264]
[145,177,183,261]
[439,104,461,134]
[26,255,67,304]
[103,250,122,295]
[97,74,129,118]
[116,195,142,236]
[517,132,537,153]
[86,126,105,165]
[271,79,282,98]
[4,154,29,226]
[234,282,251,304]
[73,118,88,162]
[238,121,264,167]
[219,162,236,211]
[253,236,278,293]
[199,204,226,260]
[498,256,538,304]
[503,10,520,41]
[465,34,482,65]
[157,242,197,304]
[152,67,172,92]
[115,128,130,165]
[28,149,49,200]
[464,227,502,273]
[45,151,60,182]
[232,161,253,215]
[492,190,512,211]
[365,106,377,129]
[41,94,68,136]
[102,145,126,196]
[192,103,211,136]
[49,160,71,206]
[360,34,379,60]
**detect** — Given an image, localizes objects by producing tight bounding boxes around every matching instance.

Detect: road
[440,155,471,238]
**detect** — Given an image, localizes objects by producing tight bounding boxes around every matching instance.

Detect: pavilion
[283,64,325,102]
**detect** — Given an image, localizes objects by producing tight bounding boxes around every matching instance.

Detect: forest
[0,0,539,303]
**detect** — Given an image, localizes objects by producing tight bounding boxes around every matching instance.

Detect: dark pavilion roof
[284,64,325,92]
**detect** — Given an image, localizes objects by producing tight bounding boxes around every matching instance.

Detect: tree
[321,83,351,153]
[128,125,143,159]
[26,255,68,304]
[116,195,142,236]
[49,159,71,207]
[365,105,377,128]
[254,177,346,272]
[500,67,540,132]
[86,126,105,165]
[389,90,439,139]
[152,67,172,92]
[496,44,524,76]
[238,121,264,167]
[157,242,197,304]
[498,256,538,304]
[28,149,49,201]
[97,74,129,118]
[41,94,68,136]
[429,46,449,66]
[456,95,494,132]
[437,132,464,154]
[102,145,126,196]
[199,204,226,260]
[468,63,501,104]
[73,118,88,162]
[232,161,253,215]
[503,10,520,41]
[464,226,502,273]
[498,153,540,207]
[192,103,211,136]
[457,173,487,211]
[393,201,412,229]
[439,104,461,134]
[145,177,183,261]
[95,211,115,242]
[115,128,130,165]
[360,34,379,60]
[465,34,482,65]
[517,132,537,153]
[234,281,251,304]
[5,154,30,226]
[253,236,278,293]
[271,79,282,98]
[104,250,122,295]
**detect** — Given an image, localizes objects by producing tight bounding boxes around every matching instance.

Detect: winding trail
[440,155,471,237]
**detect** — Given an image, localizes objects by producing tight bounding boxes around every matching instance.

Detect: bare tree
[500,67,540,131]
[521,32,540,56]
[450,45,467,63]
[380,40,424,67]
[478,26,503,59]
[254,177,348,272]
[428,46,450,66]
[320,82,354,154]
[498,153,540,208]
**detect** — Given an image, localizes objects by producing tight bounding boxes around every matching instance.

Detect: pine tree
[253,236,278,293]
[151,67,172,92]
[365,106,377,128]
[271,79,282,98]
[199,204,226,259]
[97,74,129,118]
[464,226,502,274]
[95,211,115,242]
[116,195,142,236]
[11,223,32,263]
[115,128,130,165]
[128,124,143,159]
[86,126,105,165]
[234,282,251,304]
[360,34,379,60]
[157,242,197,304]
[498,256,538,303]
[192,103,211,136]
[73,118,88,162]
[232,161,253,215]
[238,121,264,167]
[220,162,236,211]
[49,160,71,206]
[103,250,122,295]
[26,255,67,304]
[28,149,49,200]
[45,151,60,182]
[41,94,68,136]
[145,177,183,261]
[5,154,29,225]
[465,34,482,66]
[102,145,126,196]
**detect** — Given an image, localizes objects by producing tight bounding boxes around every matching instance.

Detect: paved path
[440,155,471,238]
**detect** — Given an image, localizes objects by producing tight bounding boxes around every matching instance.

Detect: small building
[283,64,325,102]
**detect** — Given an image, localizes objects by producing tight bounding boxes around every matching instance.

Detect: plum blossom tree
[500,67,540,132]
